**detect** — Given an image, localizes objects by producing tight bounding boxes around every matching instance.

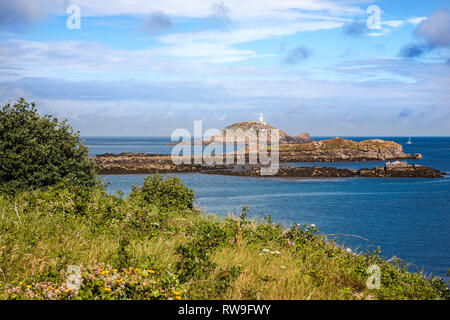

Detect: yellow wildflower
[26,285,32,289]
[173,290,181,295]
[19,281,24,285]
[104,287,111,292]
[113,269,118,272]
[116,279,123,283]
[147,269,155,273]
[128,267,133,271]
[135,268,141,272]
[65,289,71,293]
[175,296,182,300]
[55,289,60,293]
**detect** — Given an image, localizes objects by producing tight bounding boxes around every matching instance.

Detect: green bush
[130,174,195,212]
[0,98,97,194]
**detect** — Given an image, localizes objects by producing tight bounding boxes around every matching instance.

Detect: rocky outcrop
[203,162,444,178]
[94,154,444,178]
[94,153,202,174]
[276,138,418,162]
[292,132,313,144]
[174,121,313,145]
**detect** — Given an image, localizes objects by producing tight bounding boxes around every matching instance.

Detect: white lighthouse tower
[258,113,265,124]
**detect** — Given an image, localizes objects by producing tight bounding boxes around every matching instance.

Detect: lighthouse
[259,113,265,124]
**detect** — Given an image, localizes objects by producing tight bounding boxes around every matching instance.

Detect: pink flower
[285,238,295,246]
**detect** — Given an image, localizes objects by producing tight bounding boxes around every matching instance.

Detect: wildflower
[345,248,352,253]
[285,239,295,246]
[129,267,133,271]
[65,289,71,293]
[173,290,181,295]
[175,296,181,300]
[101,270,110,275]
[135,268,141,272]
[271,251,281,254]
[55,289,60,293]
[116,279,123,283]
[104,287,111,292]
[262,249,270,253]
[147,269,155,273]
[26,285,32,289]
[19,281,24,285]
[113,269,118,272]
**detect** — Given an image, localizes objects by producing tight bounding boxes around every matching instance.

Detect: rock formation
[202,162,444,178]
[175,121,314,145]
[276,138,419,162]
[93,153,444,178]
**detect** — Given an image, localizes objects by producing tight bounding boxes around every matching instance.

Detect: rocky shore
[94,153,201,174]
[202,162,445,178]
[93,153,444,178]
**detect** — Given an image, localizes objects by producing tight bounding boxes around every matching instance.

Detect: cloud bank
[400,8,450,59]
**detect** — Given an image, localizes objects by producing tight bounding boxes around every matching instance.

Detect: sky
[0,0,449,136]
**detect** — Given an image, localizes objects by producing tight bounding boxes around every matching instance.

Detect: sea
[83,136,450,283]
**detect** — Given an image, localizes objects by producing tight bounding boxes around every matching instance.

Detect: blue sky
[0,0,449,136]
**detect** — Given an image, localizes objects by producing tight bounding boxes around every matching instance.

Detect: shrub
[130,174,194,212]
[0,98,97,194]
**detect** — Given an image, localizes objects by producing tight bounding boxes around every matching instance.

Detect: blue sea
[84,136,450,283]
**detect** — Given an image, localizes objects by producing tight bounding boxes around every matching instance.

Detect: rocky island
[93,120,441,178]
[202,161,444,178]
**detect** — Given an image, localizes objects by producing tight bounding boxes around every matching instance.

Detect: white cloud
[408,17,427,25]
[155,20,343,62]
[72,0,364,19]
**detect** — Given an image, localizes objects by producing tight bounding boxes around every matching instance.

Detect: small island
[93,120,440,178]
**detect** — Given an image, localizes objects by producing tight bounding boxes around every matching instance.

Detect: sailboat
[406,136,412,145]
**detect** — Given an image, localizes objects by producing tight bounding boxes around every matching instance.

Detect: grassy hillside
[0,177,447,300]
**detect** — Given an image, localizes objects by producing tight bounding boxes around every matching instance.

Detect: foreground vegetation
[0,99,447,300]
[0,98,97,195]
[0,176,447,300]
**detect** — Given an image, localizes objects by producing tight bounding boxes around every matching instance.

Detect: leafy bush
[176,220,228,281]
[0,98,97,194]
[130,174,195,212]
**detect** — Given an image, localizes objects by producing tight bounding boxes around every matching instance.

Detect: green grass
[0,180,448,300]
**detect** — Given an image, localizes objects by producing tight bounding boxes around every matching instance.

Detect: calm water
[85,136,450,283]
